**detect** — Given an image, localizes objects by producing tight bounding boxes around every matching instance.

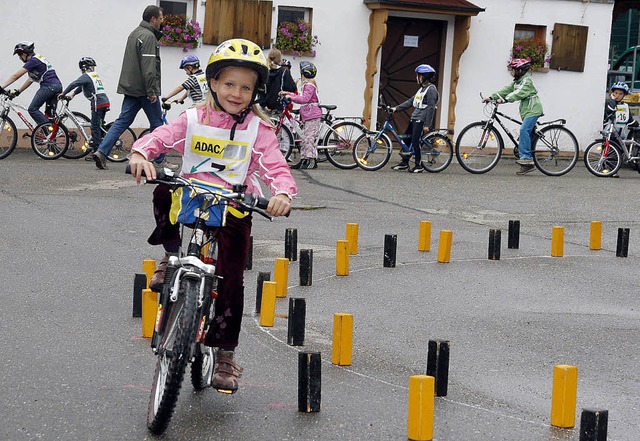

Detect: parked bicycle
[0,89,68,159]
[137,99,183,139]
[455,97,579,176]
[127,167,277,435]
[583,118,640,177]
[271,99,368,169]
[352,102,453,172]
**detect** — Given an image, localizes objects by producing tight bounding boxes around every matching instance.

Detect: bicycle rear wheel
[276,124,295,160]
[105,123,136,162]
[532,125,579,176]
[0,116,18,159]
[323,121,366,169]
[583,140,622,177]
[62,112,92,159]
[455,122,503,174]
[31,121,69,159]
[421,133,453,173]
[353,132,392,171]
[147,277,199,435]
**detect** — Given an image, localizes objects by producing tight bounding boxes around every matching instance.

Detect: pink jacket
[288,82,321,121]
[131,108,297,199]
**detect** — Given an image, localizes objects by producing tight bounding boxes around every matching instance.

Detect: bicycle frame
[601,121,639,163]
[0,95,37,135]
[273,101,334,149]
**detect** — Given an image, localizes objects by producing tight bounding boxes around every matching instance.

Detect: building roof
[363,0,485,15]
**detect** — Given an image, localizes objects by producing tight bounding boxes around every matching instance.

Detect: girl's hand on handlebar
[267,193,291,217]
[129,152,157,184]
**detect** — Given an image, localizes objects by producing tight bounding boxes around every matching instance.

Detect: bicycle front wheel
[353,132,392,171]
[148,277,199,435]
[105,123,136,162]
[583,140,622,177]
[31,121,69,159]
[421,133,453,173]
[455,122,503,174]
[533,125,579,176]
[323,121,366,169]
[276,124,295,161]
[62,112,92,159]
[0,115,18,159]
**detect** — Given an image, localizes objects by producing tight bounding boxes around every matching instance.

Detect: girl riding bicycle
[129,38,297,394]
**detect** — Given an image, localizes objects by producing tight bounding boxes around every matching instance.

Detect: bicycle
[137,99,183,139]
[583,118,640,177]
[0,89,68,160]
[351,102,454,172]
[127,167,276,435]
[47,97,137,161]
[271,99,368,169]
[455,96,579,176]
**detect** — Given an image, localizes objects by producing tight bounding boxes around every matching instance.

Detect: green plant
[160,14,202,52]
[511,38,550,68]
[274,19,319,57]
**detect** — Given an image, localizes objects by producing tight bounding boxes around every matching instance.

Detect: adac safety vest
[27,54,54,83]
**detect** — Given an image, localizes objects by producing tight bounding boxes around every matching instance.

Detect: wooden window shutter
[204,0,272,48]
[550,23,588,72]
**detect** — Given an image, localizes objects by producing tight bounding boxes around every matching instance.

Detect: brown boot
[149,256,169,292]
[211,350,243,394]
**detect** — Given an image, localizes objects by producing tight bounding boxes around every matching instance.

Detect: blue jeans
[519,115,540,160]
[97,95,162,156]
[29,84,62,125]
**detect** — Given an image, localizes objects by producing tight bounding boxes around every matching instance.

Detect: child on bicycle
[604,82,640,139]
[128,38,296,394]
[161,55,209,105]
[60,57,111,158]
[483,58,543,174]
[0,41,63,126]
[391,64,439,173]
[279,61,321,169]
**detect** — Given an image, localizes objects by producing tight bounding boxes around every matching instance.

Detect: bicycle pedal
[213,387,236,395]
[22,132,31,139]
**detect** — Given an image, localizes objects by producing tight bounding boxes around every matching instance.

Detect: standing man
[92,5,164,170]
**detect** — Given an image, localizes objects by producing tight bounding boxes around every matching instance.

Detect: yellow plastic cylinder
[274,258,289,298]
[259,281,277,327]
[142,259,156,290]
[336,240,349,276]
[331,313,353,366]
[437,230,453,263]
[418,221,432,252]
[141,288,158,338]
[408,375,435,441]
[590,221,602,250]
[551,226,564,257]
[346,223,359,255]
[550,364,578,428]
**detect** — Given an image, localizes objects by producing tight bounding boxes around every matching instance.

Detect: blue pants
[97,95,162,156]
[29,84,62,125]
[519,115,540,160]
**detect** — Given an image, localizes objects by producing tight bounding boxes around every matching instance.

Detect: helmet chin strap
[212,91,260,140]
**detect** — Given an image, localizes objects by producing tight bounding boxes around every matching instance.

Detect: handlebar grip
[124,164,169,181]
[255,196,269,210]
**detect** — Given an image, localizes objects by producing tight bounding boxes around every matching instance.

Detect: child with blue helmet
[161,55,209,104]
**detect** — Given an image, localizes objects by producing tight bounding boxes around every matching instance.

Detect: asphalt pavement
[1,148,639,441]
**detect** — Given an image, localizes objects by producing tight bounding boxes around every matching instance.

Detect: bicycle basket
[169,178,230,227]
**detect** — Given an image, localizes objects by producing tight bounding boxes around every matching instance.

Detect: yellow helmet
[206,39,268,87]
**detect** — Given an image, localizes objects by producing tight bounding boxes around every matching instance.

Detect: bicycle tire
[455,122,503,174]
[421,133,453,173]
[276,123,295,161]
[314,120,332,163]
[0,115,18,159]
[105,123,136,162]
[583,139,622,177]
[147,276,199,435]
[31,121,69,160]
[62,112,92,159]
[138,128,151,139]
[353,132,392,171]
[532,125,579,176]
[323,121,366,169]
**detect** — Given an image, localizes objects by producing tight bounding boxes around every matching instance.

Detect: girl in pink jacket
[281,61,321,169]
[129,39,296,394]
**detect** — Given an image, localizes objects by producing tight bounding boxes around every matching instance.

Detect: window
[512,24,549,69]
[278,7,308,27]
[514,24,545,41]
[203,0,272,47]
[550,23,588,72]
[160,0,188,16]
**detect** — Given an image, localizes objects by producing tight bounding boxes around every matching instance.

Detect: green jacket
[490,72,543,119]
[117,21,162,97]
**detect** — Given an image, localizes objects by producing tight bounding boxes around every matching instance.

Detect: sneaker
[516,164,535,175]
[92,151,108,170]
[84,149,97,161]
[391,162,409,170]
[211,350,243,394]
[155,157,180,172]
[290,159,307,170]
[409,165,424,173]
[301,158,317,169]
[515,158,534,166]
[149,256,169,292]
